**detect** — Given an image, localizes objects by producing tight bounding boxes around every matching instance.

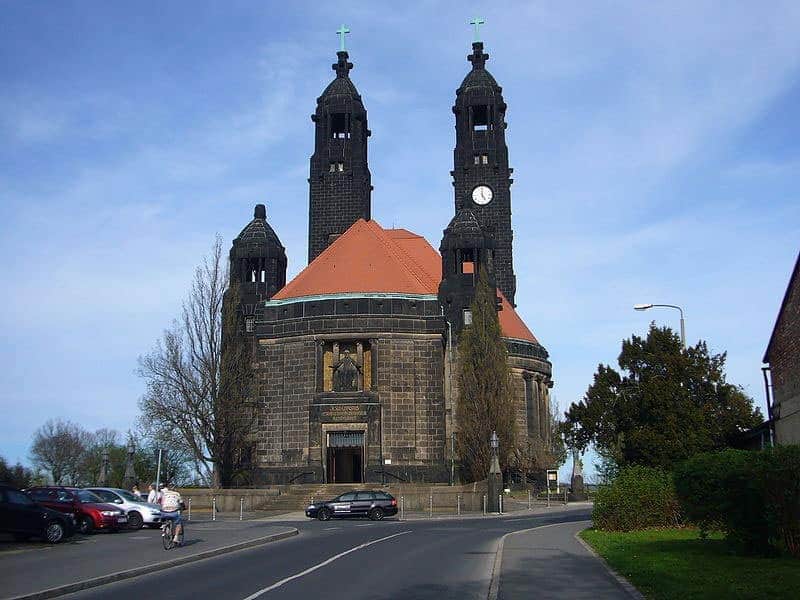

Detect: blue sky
[1,2,798,481]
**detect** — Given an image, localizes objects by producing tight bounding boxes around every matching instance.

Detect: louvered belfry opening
[326,431,364,483]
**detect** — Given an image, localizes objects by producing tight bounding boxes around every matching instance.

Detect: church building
[226,33,554,484]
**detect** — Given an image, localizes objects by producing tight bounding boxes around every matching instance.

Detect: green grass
[580,528,800,599]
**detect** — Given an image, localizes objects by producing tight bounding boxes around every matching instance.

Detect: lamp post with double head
[634,303,686,349]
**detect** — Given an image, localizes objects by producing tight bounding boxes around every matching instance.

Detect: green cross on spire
[470,17,485,43]
[336,24,350,52]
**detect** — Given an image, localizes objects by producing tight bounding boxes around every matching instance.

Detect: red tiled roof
[273,219,539,343]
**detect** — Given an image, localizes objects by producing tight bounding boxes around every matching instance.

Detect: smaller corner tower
[229,204,287,328]
[438,204,498,340]
[451,23,516,305]
[307,27,372,264]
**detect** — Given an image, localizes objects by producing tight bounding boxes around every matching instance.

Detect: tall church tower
[307,48,372,263]
[451,40,516,305]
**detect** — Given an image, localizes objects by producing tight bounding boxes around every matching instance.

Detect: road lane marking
[487,520,592,600]
[323,527,340,531]
[241,531,412,599]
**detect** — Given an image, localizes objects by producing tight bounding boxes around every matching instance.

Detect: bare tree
[30,419,91,485]
[137,237,253,487]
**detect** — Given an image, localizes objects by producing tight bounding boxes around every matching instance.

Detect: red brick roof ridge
[364,221,436,292]
[380,225,441,291]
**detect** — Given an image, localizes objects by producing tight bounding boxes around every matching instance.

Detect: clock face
[472,185,493,206]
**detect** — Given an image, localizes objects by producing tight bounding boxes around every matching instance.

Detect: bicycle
[161,518,184,550]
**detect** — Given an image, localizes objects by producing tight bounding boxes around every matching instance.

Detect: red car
[25,487,127,534]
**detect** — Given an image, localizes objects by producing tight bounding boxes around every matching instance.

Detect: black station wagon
[305,490,398,521]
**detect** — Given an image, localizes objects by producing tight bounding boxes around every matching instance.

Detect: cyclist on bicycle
[159,483,184,545]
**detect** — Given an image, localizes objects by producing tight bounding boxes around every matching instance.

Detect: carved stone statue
[331,349,361,392]
[569,449,587,501]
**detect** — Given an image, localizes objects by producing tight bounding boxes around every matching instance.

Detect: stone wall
[250,298,448,484]
[768,258,800,445]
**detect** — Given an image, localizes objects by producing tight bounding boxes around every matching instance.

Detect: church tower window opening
[471,105,491,131]
[245,316,255,333]
[474,154,489,165]
[329,162,345,172]
[459,248,476,274]
[330,113,350,139]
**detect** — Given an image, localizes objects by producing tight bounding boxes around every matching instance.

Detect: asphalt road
[55,505,625,600]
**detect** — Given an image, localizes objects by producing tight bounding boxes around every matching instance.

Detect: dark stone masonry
[224,39,554,485]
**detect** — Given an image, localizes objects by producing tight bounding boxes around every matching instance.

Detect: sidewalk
[493,520,639,599]
[0,520,297,600]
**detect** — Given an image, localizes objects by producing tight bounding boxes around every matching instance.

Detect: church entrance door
[326,431,364,483]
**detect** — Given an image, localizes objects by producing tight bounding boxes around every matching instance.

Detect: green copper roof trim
[264,292,438,307]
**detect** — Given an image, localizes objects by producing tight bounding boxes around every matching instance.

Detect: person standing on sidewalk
[147,483,159,504]
[132,484,142,499]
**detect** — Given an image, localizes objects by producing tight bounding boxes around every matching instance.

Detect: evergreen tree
[562,324,763,472]
[456,269,516,481]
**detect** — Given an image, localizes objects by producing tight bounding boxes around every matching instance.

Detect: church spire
[333,50,354,78]
[307,30,372,264]
[450,22,517,305]
[467,42,489,71]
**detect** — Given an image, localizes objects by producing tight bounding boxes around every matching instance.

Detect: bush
[675,446,800,557]
[593,465,681,531]
[674,449,764,545]
[761,445,800,557]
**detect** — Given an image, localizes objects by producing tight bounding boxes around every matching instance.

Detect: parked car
[85,487,162,530]
[305,490,398,521]
[0,484,75,543]
[25,487,127,534]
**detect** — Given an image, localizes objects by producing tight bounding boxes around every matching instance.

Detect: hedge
[593,465,681,531]
[674,445,800,557]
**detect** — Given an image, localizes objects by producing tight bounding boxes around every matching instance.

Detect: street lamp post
[634,303,686,349]
[487,431,502,513]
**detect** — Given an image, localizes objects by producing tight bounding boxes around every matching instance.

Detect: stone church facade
[226,41,554,485]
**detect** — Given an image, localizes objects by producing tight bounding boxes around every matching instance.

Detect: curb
[487,519,592,600]
[7,528,299,600]
[574,529,644,600]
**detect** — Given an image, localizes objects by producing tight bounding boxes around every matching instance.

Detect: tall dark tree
[0,456,37,488]
[456,269,516,481]
[138,237,253,487]
[562,324,762,472]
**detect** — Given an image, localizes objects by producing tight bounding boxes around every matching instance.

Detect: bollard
[187,497,192,521]
[240,497,244,521]
[400,495,404,521]
[212,496,217,521]
[528,489,532,510]
[499,494,503,514]
[457,494,461,516]
[483,494,487,515]
[429,493,433,518]
[547,486,551,508]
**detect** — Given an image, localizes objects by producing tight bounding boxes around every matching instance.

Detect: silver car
[86,488,163,530]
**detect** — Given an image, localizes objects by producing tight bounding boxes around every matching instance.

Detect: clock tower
[451,40,517,305]
[307,46,372,264]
